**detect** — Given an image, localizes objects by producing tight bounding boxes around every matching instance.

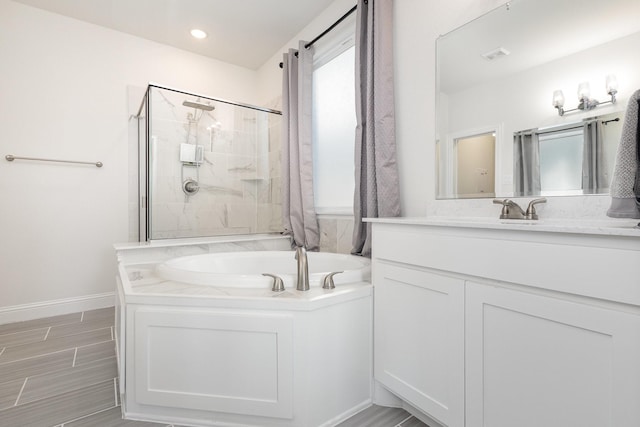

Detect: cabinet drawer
[372,223,640,306]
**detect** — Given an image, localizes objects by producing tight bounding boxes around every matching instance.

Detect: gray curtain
[281,41,320,250]
[582,118,607,193]
[513,130,541,196]
[352,0,401,257]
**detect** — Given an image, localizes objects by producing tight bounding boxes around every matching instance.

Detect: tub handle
[263,273,285,292]
[322,271,343,290]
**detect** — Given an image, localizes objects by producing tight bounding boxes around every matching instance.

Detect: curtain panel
[281,41,320,250]
[352,0,401,257]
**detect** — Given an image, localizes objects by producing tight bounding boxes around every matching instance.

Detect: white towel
[607,89,640,218]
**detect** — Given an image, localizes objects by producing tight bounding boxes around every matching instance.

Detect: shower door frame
[137,83,282,242]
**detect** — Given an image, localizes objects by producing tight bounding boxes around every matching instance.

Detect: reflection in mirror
[513,112,623,197]
[450,132,496,198]
[435,0,640,199]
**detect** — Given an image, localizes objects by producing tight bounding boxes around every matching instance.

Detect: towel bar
[5,154,103,168]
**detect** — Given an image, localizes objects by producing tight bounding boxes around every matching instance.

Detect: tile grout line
[43,326,51,340]
[396,415,415,426]
[14,377,28,406]
[113,377,118,406]
[0,346,85,366]
[57,404,120,426]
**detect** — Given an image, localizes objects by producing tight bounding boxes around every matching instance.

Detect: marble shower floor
[0,308,428,427]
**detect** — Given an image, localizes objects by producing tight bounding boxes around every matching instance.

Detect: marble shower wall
[147,86,282,239]
[318,216,355,255]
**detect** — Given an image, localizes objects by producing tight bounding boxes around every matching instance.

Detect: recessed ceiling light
[190,29,207,39]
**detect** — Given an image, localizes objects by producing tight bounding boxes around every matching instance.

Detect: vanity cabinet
[374,262,464,427]
[466,281,640,427]
[370,219,640,427]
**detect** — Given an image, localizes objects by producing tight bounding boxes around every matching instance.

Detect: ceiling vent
[481,47,511,61]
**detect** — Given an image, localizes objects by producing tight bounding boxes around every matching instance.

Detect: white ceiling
[12,0,338,70]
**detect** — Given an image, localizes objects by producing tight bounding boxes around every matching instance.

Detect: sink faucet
[493,198,546,220]
[294,246,309,291]
[493,199,526,219]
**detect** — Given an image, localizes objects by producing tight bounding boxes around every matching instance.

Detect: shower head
[182,100,215,111]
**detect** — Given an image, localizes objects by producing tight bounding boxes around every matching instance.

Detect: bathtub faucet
[295,246,310,291]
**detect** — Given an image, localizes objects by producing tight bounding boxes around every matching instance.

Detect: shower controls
[182,178,200,196]
[180,143,203,165]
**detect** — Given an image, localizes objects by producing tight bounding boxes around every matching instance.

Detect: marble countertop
[365,216,640,237]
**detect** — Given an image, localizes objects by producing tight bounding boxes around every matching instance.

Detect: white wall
[0,0,259,315]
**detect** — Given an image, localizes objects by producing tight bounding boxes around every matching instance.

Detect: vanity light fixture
[553,75,618,116]
[190,29,207,39]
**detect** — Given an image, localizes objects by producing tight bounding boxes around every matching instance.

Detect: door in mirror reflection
[455,132,495,198]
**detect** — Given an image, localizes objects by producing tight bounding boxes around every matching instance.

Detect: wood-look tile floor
[0,308,428,427]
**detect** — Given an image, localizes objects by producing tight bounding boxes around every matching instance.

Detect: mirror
[436,0,640,199]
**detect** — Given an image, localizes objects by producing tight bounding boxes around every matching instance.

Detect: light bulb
[577,82,591,101]
[606,74,618,94]
[552,90,565,107]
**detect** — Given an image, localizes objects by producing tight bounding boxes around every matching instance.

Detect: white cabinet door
[374,262,464,427]
[131,307,294,419]
[466,281,640,427]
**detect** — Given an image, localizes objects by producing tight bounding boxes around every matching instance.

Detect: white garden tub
[116,247,373,427]
[155,250,370,289]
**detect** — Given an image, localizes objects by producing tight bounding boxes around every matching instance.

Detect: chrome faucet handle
[321,271,343,290]
[493,199,525,219]
[262,273,285,292]
[493,199,510,218]
[525,198,547,220]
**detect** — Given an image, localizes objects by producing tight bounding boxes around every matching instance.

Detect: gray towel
[607,89,640,218]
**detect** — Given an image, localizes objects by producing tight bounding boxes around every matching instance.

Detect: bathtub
[154,250,370,289]
[115,244,372,427]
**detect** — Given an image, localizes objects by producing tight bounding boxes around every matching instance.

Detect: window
[311,33,356,215]
[538,129,584,193]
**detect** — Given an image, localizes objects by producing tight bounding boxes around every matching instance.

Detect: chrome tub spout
[295,246,310,291]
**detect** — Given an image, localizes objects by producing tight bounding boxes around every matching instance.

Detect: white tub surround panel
[369,217,640,427]
[133,308,294,419]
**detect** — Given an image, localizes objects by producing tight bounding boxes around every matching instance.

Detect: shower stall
[136,84,283,241]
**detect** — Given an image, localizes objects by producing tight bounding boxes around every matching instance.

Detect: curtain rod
[279,3,359,69]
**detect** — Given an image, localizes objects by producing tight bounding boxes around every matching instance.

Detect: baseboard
[403,401,445,427]
[372,381,404,408]
[319,399,373,427]
[0,292,115,325]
